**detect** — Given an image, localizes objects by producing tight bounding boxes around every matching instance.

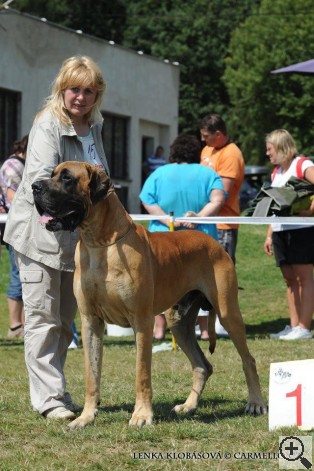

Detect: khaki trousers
[16,252,77,414]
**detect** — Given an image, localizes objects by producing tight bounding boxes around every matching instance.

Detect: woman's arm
[25,117,61,186]
[296,166,314,216]
[197,189,225,217]
[182,189,225,229]
[304,166,314,184]
[6,187,15,205]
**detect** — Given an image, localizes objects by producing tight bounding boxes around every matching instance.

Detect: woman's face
[63,85,97,121]
[266,142,278,165]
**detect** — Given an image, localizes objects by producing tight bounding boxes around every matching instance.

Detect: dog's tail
[208,309,216,354]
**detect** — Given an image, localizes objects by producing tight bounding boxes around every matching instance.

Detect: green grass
[0,226,313,471]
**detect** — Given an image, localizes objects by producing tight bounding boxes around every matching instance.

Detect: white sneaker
[215,318,229,337]
[279,326,313,340]
[44,406,76,420]
[195,324,201,337]
[269,325,292,339]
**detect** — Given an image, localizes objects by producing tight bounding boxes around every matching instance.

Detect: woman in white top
[264,129,314,340]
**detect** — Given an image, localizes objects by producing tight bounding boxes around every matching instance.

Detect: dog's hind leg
[212,265,267,416]
[219,308,267,415]
[68,314,105,429]
[165,298,213,416]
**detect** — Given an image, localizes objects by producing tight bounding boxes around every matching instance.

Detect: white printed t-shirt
[77,131,105,169]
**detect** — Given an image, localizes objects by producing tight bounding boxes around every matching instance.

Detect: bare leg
[198,315,209,340]
[280,265,300,327]
[291,264,314,329]
[8,298,24,328]
[281,264,314,329]
[153,313,166,340]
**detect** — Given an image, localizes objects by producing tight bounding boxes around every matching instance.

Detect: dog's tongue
[38,212,54,224]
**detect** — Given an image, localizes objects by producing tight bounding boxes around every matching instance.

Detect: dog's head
[32,162,113,232]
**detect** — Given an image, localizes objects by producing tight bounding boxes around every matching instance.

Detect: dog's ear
[89,169,113,205]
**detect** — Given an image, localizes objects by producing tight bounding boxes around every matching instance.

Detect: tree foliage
[224,0,314,164]
[12,0,259,135]
[13,0,127,42]
[13,0,314,164]
[122,0,260,133]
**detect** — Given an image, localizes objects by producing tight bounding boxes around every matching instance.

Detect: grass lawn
[0,224,313,470]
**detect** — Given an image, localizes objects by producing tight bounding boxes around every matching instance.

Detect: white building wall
[0,9,180,212]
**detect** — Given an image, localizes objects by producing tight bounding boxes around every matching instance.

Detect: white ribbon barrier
[130,214,314,225]
[1,212,314,226]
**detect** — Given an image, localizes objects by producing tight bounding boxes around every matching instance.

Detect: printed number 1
[286,384,302,426]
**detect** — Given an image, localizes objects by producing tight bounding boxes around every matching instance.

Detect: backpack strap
[296,156,310,179]
[271,156,310,181]
[252,197,273,217]
[271,166,279,182]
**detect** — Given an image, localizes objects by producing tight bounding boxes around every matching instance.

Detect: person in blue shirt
[139,133,225,340]
[146,145,166,175]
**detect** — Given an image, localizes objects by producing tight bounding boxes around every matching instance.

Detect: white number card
[269,359,314,431]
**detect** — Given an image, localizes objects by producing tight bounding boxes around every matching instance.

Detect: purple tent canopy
[271,59,314,74]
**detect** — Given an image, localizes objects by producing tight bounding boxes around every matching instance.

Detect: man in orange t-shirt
[200,113,244,264]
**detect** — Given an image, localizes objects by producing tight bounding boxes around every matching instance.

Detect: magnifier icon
[279,436,312,469]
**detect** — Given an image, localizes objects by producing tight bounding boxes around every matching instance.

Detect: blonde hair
[37,56,106,126]
[265,129,297,165]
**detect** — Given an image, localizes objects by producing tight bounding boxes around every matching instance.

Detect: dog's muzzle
[32,180,86,232]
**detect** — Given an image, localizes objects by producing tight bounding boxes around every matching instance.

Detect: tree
[224,0,314,164]
[12,0,260,136]
[122,0,260,133]
[13,0,127,43]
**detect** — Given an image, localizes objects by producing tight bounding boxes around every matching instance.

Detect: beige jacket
[4,110,109,271]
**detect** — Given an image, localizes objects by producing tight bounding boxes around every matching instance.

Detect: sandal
[7,324,24,339]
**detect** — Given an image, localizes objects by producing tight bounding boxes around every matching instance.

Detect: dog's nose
[32,181,43,194]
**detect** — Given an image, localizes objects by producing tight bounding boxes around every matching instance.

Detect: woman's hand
[181,211,197,229]
[264,236,273,256]
[295,197,314,217]
[141,203,181,229]
[264,225,273,256]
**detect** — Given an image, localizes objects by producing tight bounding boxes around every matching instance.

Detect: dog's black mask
[32,165,112,232]
[32,169,87,232]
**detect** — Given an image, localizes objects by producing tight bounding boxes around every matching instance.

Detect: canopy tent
[271,59,314,74]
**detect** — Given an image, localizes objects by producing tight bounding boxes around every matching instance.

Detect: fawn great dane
[32,161,267,429]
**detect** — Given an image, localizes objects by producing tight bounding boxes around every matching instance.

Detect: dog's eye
[61,173,73,183]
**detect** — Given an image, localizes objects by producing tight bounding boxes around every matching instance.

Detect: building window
[0,88,21,164]
[102,113,128,179]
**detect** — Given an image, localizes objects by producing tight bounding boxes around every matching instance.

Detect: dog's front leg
[129,323,154,427]
[68,314,104,430]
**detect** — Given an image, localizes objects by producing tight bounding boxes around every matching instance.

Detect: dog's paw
[245,402,268,416]
[129,410,153,428]
[172,403,196,416]
[67,411,97,430]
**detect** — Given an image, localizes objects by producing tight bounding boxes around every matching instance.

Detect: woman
[0,135,28,339]
[264,129,314,340]
[139,133,225,340]
[4,56,109,419]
